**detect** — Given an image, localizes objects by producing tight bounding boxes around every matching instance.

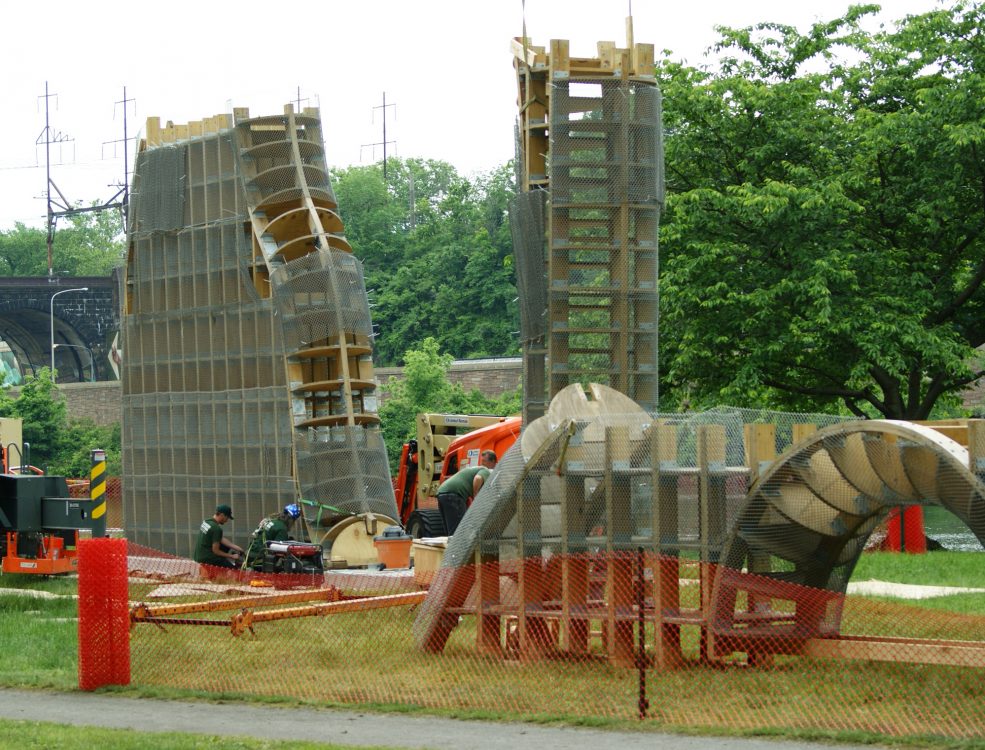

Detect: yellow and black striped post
[89,449,108,537]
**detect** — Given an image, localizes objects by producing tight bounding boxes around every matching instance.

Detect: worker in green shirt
[436,450,497,535]
[243,503,302,570]
[193,504,244,568]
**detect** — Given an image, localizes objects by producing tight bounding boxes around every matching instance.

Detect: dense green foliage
[657,2,985,418]
[378,338,520,472]
[332,158,520,366]
[9,6,985,427]
[0,208,124,277]
[0,369,121,477]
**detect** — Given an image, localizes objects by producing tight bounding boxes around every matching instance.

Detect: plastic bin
[373,525,412,569]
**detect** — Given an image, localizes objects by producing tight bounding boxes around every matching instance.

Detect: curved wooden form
[710,420,985,652]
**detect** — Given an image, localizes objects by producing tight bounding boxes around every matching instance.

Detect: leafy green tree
[0,370,120,476]
[0,224,48,276]
[379,338,520,472]
[658,2,985,418]
[52,208,125,276]
[47,419,122,478]
[333,158,520,366]
[1,369,67,469]
[0,208,124,278]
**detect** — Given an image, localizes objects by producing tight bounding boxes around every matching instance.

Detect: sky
[0,0,944,230]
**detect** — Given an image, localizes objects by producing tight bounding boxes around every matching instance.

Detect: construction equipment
[255,540,325,576]
[394,413,521,538]
[0,419,107,574]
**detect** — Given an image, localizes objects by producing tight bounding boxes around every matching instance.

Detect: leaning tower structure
[121,105,396,556]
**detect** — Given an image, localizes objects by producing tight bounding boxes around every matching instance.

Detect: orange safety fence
[75,540,985,739]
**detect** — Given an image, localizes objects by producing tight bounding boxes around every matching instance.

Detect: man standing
[194,504,244,568]
[436,450,497,536]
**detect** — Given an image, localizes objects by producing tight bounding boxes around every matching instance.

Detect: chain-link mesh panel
[128,145,187,233]
[269,249,373,345]
[547,78,661,411]
[294,424,395,518]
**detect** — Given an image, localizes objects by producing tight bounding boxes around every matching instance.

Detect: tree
[1,369,67,468]
[657,2,985,418]
[332,158,520,366]
[0,369,121,476]
[378,338,520,472]
[0,207,124,278]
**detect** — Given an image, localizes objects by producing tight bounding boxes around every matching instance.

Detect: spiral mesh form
[270,250,373,344]
[122,107,394,559]
[416,403,985,657]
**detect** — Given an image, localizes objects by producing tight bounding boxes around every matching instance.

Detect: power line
[361,92,396,183]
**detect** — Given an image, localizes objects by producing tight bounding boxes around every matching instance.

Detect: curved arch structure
[710,420,985,646]
[415,404,985,664]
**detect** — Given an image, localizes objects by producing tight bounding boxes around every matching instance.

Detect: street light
[53,343,95,382]
[49,287,89,379]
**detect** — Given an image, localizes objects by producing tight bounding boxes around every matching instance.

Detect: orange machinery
[394,414,521,537]
[1,426,107,574]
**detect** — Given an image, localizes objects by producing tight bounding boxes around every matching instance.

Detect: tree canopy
[0,208,125,278]
[657,1,985,418]
[332,158,520,366]
[378,337,520,472]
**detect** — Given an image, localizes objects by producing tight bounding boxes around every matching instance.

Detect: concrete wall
[6,381,121,426]
[375,358,522,403]
[9,358,523,426]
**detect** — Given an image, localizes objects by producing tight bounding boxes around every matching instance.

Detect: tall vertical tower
[122,105,395,556]
[511,28,664,421]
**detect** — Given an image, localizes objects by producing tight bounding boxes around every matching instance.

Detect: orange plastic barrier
[78,537,130,689]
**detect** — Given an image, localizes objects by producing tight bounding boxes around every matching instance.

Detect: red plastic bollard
[78,537,130,690]
[885,506,927,554]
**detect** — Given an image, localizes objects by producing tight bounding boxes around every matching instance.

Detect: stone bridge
[0,274,120,384]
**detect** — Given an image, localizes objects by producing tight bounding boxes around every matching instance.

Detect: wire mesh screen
[123,106,395,559]
[127,144,187,234]
[509,189,548,423]
[547,78,661,412]
[294,424,395,519]
[417,400,985,653]
[270,250,373,344]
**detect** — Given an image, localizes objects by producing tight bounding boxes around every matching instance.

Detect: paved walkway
[0,687,874,750]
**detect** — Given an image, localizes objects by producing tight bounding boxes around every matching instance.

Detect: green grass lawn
[0,552,982,748]
[0,719,387,750]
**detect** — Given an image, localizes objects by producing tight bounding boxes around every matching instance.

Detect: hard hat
[284,503,301,519]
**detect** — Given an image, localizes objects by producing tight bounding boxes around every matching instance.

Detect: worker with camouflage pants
[243,504,302,570]
[436,450,497,536]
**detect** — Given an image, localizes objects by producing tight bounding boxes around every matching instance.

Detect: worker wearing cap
[193,504,244,568]
[436,450,497,536]
[243,504,302,570]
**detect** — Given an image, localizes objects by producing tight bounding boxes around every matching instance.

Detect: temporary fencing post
[78,537,130,689]
[636,546,648,720]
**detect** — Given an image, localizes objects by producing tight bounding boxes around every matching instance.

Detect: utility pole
[38,82,130,277]
[104,86,137,228]
[361,92,396,183]
[37,82,73,278]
